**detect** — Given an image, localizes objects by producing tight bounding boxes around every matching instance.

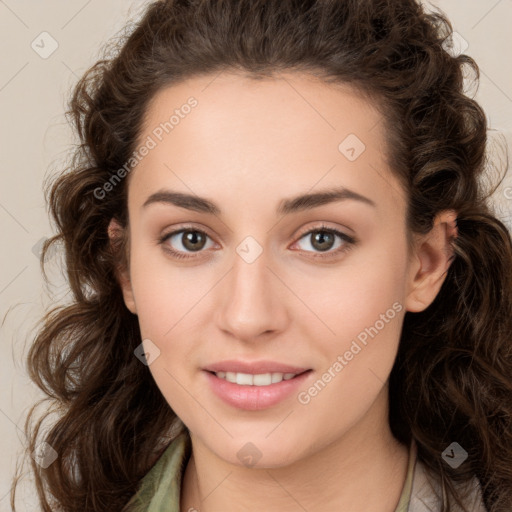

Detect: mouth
[202,363,313,410]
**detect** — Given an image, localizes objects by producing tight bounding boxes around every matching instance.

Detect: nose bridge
[215,236,286,341]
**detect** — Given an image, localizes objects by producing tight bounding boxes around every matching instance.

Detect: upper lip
[203,360,311,375]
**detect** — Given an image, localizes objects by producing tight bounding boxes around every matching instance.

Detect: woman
[11,0,512,511]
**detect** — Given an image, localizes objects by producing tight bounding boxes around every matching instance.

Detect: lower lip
[204,370,312,411]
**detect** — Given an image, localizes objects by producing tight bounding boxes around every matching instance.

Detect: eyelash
[157,223,356,261]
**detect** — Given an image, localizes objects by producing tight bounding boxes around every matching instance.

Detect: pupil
[313,231,333,252]
[184,231,204,251]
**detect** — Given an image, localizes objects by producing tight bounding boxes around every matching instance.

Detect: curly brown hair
[10,0,512,511]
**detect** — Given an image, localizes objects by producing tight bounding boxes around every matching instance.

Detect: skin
[111,71,457,511]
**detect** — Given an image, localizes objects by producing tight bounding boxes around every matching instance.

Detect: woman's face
[118,71,421,467]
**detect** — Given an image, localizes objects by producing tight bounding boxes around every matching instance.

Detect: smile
[204,369,313,410]
[213,371,299,386]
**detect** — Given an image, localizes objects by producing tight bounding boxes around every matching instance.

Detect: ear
[108,217,137,314]
[405,210,458,313]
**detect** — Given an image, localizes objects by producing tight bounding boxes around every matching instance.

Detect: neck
[180,387,410,512]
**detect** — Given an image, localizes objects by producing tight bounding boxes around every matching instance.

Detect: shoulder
[122,430,191,512]
[409,458,487,512]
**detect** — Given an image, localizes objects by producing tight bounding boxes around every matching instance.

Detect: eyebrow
[141,186,376,215]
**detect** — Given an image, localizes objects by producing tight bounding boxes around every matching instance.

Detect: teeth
[271,373,282,383]
[214,371,298,386]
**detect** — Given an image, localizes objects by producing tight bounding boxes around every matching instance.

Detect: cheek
[293,268,406,439]
[127,237,207,338]
[294,233,408,348]
[128,245,200,417]
[129,264,174,339]
[291,235,408,412]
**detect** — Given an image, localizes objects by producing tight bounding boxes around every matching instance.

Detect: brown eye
[159,228,215,259]
[180,230,207,252]
[293,225,356,259]
[309,231,336,252]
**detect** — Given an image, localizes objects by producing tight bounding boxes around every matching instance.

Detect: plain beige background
[1,1,511,510]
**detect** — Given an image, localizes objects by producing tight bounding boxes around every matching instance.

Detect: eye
[158,227,216,259]
[292,224,356,258]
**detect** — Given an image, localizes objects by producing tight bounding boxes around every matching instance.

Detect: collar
[123,432,483,512]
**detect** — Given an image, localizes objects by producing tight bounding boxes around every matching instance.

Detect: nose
[214,244,289,344]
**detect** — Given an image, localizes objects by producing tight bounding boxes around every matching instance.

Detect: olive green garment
[123,431,487,512]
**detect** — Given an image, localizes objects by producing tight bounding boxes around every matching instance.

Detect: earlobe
[108,217,137,315]
[405,210,458,313]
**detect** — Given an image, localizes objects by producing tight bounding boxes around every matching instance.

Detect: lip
[203,359,310,374]
[203,367,313,411]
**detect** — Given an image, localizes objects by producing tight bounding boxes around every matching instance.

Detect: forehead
[139,71,384,147]
[127,71,404,215]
